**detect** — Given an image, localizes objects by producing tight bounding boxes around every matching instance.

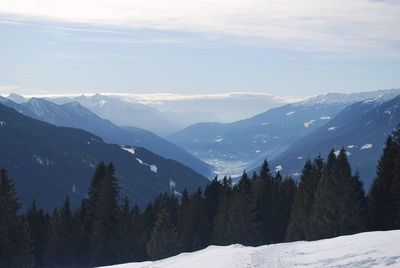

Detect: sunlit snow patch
[136,158,157,173]
[275,165,283,172]
[214,136,223,143]
[304,120,315,128]
[328,126,337,131]
[121,146,135,155]
[320,116,331,120]
[361,144,373,150]
[348,145,355,149]
[286,111,295,116]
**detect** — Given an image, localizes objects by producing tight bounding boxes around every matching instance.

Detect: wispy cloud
[0,0,399,57]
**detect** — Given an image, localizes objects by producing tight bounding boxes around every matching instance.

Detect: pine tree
[26,200,49,268]
[310,149,366,240]
[45,197,83,267]
[90,163,120,266]
[204,177,224,238]
[0,168,33,268]
[211,177,233,245]
[369,129,400,230]
[225,173,260,246]
[286,157,323,241]
[147,210,180,260]
[178,189,208,252]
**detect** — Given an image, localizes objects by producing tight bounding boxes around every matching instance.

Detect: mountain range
[268,94,400,188]
[0,96,212,177]
[168,89,400,177]
[0,103,209,210]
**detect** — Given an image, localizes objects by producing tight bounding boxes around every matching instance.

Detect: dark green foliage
[310,149,366,239]
[2,135,399,267]
[368,127,400,230]
[225,172,260,246]
[211,177,233,245]
[286,157,323,241]
[0,168,33,268]
[178,189,208,252]
[90,163,120,266]
[147,210,180,260]
[26,200,49,268]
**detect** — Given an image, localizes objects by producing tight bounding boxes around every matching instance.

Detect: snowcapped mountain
[0,103,209,211]
[102,230,400,268]
[168,89,400,177]
[1,97,212,177]
[269,94,400,189]
[299,89,400,106]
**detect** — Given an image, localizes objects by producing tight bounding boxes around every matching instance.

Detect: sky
[0,0,400,98]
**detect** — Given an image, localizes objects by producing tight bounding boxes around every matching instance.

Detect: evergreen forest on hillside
[1,127,400,268]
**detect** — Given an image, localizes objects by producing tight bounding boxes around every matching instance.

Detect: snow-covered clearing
[102,230,400,268]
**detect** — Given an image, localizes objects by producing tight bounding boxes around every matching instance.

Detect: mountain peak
[7,93,27,103]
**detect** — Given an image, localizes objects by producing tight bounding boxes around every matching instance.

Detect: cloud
[17,92,304,104]
[0,0,399,57]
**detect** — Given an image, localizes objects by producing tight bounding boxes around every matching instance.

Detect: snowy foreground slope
[103,230,400,268]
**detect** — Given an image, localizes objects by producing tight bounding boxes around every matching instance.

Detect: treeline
[1,128,400,267]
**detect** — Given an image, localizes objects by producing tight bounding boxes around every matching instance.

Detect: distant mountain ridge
[0,97,212,177]
[0,103,209,210]
[268,93,400,188]
[168,88,400,176]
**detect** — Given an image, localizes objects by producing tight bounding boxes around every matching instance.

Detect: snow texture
[275,165,283,172]
[303,120,315,128]
[122,146,136,155]
[136,158,157,173]
[361,143,373,150]
[103,230,400,268]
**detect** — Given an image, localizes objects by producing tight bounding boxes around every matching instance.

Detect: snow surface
[275,165,283,172]
[361,143,373,150]
[122,146,136,155]
[102,230,400,268]
[303,120,315,128]
[286,111,295,116]
[136,158,158,173]
[320,116,331,120]
[328,126,337,131]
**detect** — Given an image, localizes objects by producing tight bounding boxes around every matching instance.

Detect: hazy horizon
[1,0,400,97]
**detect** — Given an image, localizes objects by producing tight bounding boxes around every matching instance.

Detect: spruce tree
[147,209,180,260]
[90,163,120,266]
[286,157,323,241]
[178,189,208,252]
[0,168,33,268]
[310,149,366,240]
[211,177,232,245]
[26,200,49,268]
[225,172,260,246]
[369,129,400,230]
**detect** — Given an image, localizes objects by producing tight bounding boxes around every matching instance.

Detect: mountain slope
[51,94,180,135]
[1,97,212,177]
[103,230,400,268]
[269,94,400,188]
[0,103,209,210]
[169,89,400,176]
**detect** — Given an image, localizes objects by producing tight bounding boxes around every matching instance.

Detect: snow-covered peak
[297,89,400,107]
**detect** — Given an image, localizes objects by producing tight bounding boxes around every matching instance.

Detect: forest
[1,128,400,268]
